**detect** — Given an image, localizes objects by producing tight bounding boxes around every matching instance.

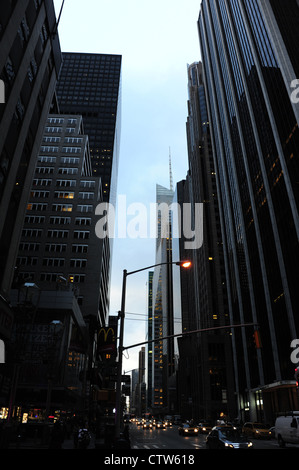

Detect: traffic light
[253,329,262,349]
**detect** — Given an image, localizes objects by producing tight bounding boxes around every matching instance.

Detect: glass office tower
[198,0,299,423]
[56,53,122,205]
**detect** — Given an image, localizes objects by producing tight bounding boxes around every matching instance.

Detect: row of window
[24,216,91,226]
[42,137,84,144]
[45,127,76,134]
[40,146,82,153]
[22,229,90,239]
[33,178,96,188]
[30,191,94,199]
[47,117,77,124]
[19,243,89,253]
[27,203,94,212]
[17,257,87,268]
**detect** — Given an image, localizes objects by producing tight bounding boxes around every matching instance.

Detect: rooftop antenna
[169,147,174,192]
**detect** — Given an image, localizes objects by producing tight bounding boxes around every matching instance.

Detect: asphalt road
[129,423,298,451]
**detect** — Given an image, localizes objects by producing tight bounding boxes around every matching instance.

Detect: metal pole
[115,269,127,440]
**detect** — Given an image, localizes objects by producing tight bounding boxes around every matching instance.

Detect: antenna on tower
[169,147,174,192]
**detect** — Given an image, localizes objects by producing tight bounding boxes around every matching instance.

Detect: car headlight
[202,427,206,431]
[194,429,198,432]
[248,442,253,447]
[225,443,234,448]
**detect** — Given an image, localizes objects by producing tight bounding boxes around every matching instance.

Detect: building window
[79,192,94,200]
[47,230,69,238]
[56,179,76,187]
[49,216,71,225]
[27,203,48,211]
[68,274,85,283]
[54,191,75,199]
[70,259,87,268]
[71,244,88,253]
[40,273,63,282]
[22,229,43,237]
[74,231,90,239]
[77,204,93,212]
[52,204,73,212]
[42,258,65,267]
[75,218,91,226]
[45,244,67,253]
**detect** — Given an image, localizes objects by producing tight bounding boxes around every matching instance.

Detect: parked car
[198,422,212,434]
[206,426,253,449]
[275,413,299,447]
[178,423,199,436]
[242,422,271,439]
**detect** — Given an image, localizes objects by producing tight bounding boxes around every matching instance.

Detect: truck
[275,411,299,447]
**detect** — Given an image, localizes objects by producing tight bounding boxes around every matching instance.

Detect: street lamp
[114,260,191,440]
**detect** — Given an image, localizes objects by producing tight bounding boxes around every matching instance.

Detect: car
[136,418,142,426]
[198,422,212,434]
[143,420,153,429]
[242,422,271,439]
[156,421,166,429]
[178,423,199,436]
[163,420,172,427]
[206,426,253,449]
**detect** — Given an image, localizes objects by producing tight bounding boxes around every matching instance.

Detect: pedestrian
[49,421,64,449]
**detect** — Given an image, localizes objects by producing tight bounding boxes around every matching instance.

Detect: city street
[129,423,298,451]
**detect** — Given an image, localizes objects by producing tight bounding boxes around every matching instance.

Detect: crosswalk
[132,442,203,450]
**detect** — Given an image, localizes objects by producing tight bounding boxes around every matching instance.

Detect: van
[275,412,299,447]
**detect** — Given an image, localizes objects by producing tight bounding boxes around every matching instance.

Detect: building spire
[169,147,173,192]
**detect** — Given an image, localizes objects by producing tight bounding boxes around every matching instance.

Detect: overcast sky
[54,0,202,373]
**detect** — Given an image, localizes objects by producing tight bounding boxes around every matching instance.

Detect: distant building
[150,183,174,414]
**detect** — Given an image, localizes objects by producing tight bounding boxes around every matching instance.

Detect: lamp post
[114,260,191,441]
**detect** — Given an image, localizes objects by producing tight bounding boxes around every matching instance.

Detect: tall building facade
[55,52,122,324]
[172,62,235,421]
[56,52,122,205]
[198,0,299,423]
[0,0,61,346]
[150,184,174,414]
[14,114,105,323]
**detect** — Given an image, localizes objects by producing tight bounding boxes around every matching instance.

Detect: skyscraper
[172,62,235,421]
[0,0,61,349]
[198,0,299,423]
[56,52,122,205]
[150,183,174,414]
[55,52,122,325]
[14,114,105,323]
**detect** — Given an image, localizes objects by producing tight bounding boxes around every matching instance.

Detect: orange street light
[177,260,192,269]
